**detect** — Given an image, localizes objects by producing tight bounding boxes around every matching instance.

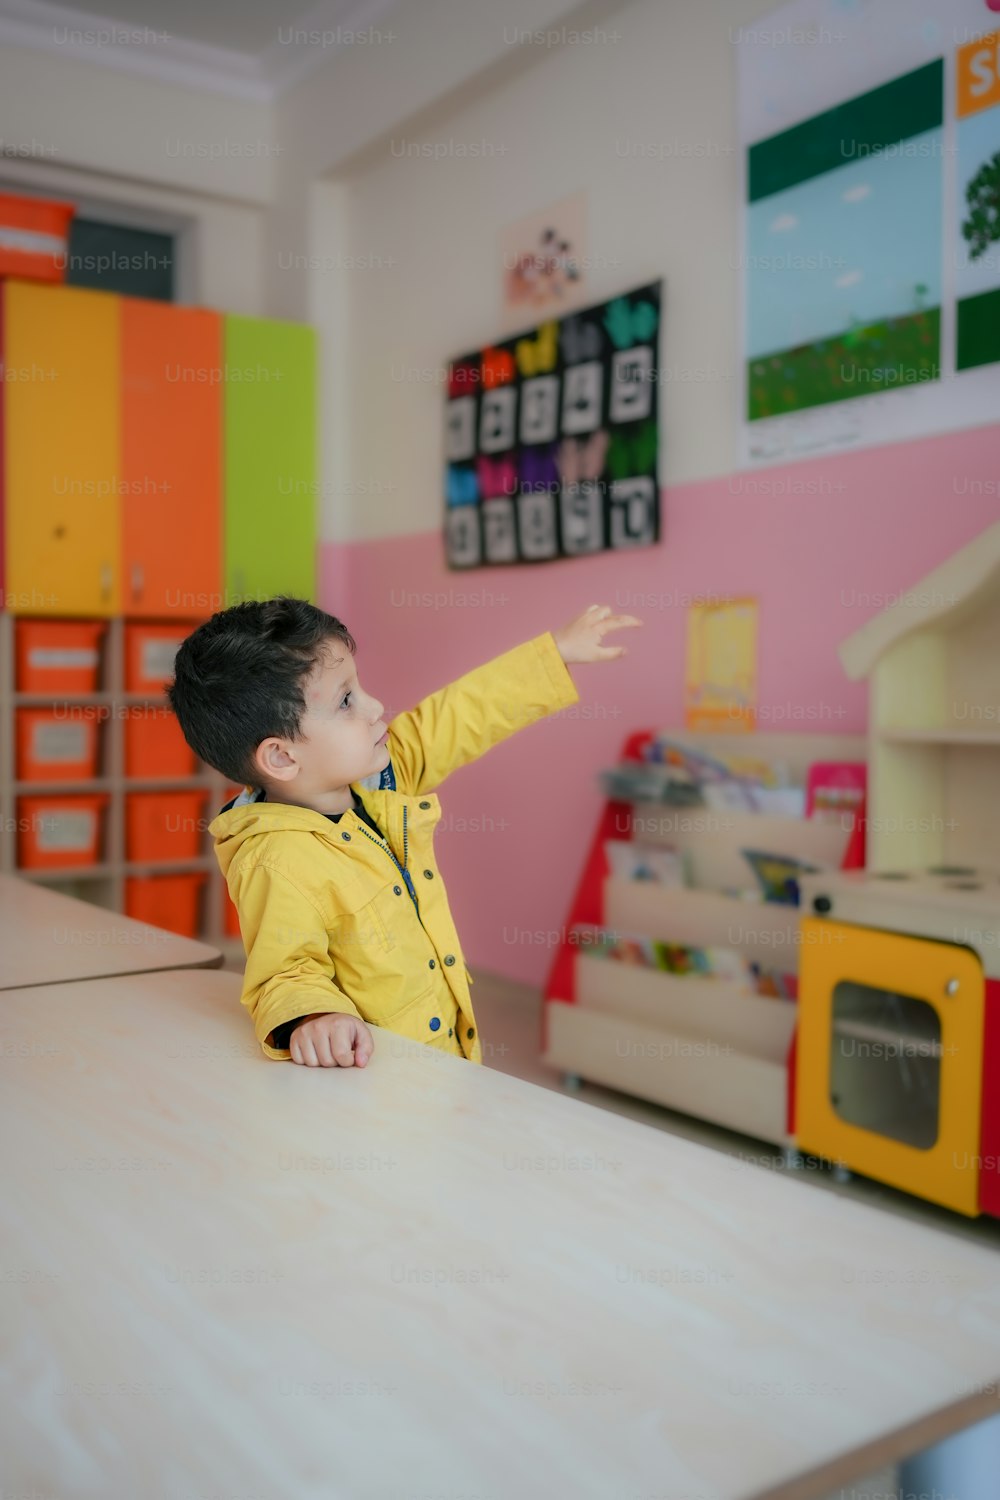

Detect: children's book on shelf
[570,922,791,998]
[740,849,819,906]
[603,838,688,886]
[805,761,867,824]
[600,736,865,829]
[599,762,702,805]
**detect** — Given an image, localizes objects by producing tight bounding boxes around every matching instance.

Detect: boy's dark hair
[167,596,356,787]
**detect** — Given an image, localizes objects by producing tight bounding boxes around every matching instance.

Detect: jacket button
[393,885,402,895]
[419,800,431,809]
[423,869,434,879]
[467,1028,475,1040]
[444,954,455,966]
[341,832,351,841]
[429,1017,441,1032]
[428,959,436,969]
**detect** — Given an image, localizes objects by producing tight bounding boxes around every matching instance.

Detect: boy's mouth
[375,729,388,746]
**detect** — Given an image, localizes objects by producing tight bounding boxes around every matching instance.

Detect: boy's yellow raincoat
[210,631,580,1063]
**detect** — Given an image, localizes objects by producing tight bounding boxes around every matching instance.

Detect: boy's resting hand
[553,604,643,663]
[288,1013,374,1068]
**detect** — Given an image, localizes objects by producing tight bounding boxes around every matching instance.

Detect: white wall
[0,0,783,531]
[305,0,779,544]
[0,42,275,203]
[0,41,273,314]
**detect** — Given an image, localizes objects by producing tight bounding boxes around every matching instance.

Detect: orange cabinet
[4,281,121,615]
[121,300,222,618]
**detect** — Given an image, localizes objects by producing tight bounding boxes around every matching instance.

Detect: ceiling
[0,0,400,99]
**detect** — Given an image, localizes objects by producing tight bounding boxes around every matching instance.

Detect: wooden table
[2,968,999,1500]
[0,872,221,989]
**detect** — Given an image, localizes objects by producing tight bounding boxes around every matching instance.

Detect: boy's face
[252,642,389,808]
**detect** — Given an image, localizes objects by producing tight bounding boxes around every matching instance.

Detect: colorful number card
[444,280,662,568]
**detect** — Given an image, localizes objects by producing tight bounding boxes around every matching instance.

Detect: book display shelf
[542,729,867,1148]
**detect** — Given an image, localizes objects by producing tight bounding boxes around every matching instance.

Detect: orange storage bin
[125,622,191,693]
[126,790,208,863]
[126,874,206,938]
[16,708,100,782]
[16,619,106,694]
[124,708,196,778]
[18,793,107,869]
[0,193,76,282]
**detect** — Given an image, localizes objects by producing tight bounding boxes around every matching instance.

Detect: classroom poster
[956,28,1000,370]
[498,193,588,331]
[444,281,661,569]
[738,0,1000,466]
[685,599,758,731]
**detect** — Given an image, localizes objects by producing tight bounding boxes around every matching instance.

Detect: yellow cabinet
[4,281,121,615]
[796,918,984,1215]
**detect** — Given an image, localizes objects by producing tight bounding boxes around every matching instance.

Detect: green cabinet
[224,315,317,604]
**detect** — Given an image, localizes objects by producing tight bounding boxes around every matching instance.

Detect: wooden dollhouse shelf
[542,729,866,1147]
[841,518,1000,869]
[878,728,1000,746]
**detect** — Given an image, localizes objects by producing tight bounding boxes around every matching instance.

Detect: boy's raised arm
[386,606,641,797]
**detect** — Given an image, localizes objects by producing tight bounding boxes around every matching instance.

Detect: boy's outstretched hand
[289,1012,374,1068]
[553,604,643,664]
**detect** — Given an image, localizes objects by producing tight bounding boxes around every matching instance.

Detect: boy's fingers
[300,1038,320,1067]
[315,1030,335,1067]
[331,1031,357,1066]
[354,1026,374,1066]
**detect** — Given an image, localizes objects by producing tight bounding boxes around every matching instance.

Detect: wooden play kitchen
[795,521,1000,1220]
[796,869,1000,1219]
[0,270,317,946]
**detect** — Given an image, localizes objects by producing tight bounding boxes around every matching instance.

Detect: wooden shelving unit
[840,518,1000,871]
[0,612,234,947]
[542,728,867,1147]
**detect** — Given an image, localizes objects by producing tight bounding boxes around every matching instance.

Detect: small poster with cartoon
[498,192,587,327]
[444,280,662,568]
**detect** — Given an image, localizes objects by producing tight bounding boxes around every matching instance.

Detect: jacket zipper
[356,804,422,921]
[357,804,474,998]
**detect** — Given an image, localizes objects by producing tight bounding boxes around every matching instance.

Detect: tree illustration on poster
[443,281,662,568]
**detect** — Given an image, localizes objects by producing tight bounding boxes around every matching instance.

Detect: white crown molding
[259,0,400,98]
[0,0,271,99]
[0,0,400,102]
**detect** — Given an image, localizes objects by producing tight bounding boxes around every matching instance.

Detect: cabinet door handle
[131,563,144,601]
[100,563,112,600]
[944,978,960,997]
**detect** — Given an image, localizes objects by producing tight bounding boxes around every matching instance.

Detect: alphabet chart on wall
[444,281,662,568]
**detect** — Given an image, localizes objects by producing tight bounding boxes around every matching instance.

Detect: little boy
[167,597,640,1069]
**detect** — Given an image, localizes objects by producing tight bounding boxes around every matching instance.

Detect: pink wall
[320,420,1000,989]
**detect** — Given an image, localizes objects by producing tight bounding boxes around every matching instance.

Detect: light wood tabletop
[2,967,999,1500]
[0,872,222,989]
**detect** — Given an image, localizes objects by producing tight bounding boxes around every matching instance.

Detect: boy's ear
[252,737,299,784]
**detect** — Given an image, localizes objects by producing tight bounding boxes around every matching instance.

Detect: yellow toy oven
[795,869,1000,1218]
